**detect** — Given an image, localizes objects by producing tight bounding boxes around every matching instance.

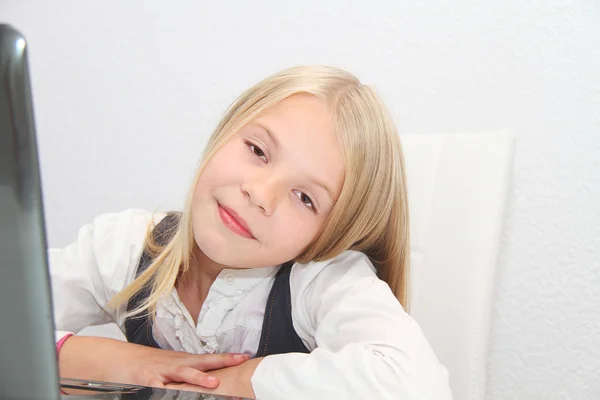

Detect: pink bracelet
[56,333,74,358]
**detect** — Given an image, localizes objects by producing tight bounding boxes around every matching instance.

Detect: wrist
[221,357,263,398]
[180,357,263,399]
[56,333,74,358]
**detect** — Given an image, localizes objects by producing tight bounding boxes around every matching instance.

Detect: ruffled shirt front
[153,266,279,355]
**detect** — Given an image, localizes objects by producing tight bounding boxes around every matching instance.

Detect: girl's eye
[294,190,316,212]
[246,141,267,162]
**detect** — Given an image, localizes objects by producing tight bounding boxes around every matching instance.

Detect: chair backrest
[401,131,515,400]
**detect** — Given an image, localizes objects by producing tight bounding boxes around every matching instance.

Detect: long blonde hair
[109,66,411,317]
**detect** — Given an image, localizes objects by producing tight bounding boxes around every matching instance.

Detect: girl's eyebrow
[253,122,280,149]
[309,178,334,202]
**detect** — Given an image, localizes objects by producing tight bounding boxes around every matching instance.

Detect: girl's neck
[175,245,228,325]
[190,245,226,283]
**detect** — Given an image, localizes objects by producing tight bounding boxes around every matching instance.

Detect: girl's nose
[241,173,284,216]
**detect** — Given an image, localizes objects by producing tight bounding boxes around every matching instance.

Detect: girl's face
[191,94,345,269]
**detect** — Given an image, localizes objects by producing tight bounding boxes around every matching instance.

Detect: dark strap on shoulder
[124,213,180,347]
[255,261,310,357]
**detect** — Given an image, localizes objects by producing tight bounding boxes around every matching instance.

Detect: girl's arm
[59,335,249,390]
[248,251,452,400]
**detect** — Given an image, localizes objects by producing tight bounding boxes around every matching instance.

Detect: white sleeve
[51,209,158,342]
[251,251,452,400]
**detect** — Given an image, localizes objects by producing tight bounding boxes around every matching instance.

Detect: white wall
[2,1,599,398]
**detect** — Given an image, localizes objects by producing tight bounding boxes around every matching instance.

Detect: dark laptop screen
[0,24,60,400]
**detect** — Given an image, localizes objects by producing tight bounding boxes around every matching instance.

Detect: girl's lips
[217,203,255,239]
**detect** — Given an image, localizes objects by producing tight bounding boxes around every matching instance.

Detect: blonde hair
[109,66,411,317]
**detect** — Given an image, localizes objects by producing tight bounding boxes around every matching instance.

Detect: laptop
[0,24,242,400]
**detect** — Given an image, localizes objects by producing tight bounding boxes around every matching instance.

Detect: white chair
[401,131,515,400]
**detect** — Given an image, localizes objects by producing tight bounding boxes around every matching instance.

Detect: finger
[161,365,220,388]
[176,353,249,370]
[165,382,209,393]
[132,367,166,388]
[145,377,165,389]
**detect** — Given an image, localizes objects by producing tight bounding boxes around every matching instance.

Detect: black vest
[124,213,309,357]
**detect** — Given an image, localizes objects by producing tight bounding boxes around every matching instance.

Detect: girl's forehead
[257,94,334,138]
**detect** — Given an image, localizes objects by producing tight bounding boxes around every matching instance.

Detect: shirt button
[224,272,235,285]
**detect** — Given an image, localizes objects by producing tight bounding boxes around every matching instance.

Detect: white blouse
[51,209,452,400]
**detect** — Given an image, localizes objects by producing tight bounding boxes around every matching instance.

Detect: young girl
[52,66,452,399]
